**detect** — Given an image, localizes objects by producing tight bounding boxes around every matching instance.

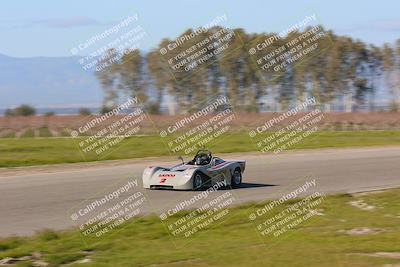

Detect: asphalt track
[0,146,399,237]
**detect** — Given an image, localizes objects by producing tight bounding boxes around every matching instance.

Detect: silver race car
[142,150,245,190]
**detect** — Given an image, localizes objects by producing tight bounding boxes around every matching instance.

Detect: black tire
[231,168,242,188]
[193,172,205,190]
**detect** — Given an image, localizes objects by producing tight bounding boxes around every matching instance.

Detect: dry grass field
[0,112,399,138]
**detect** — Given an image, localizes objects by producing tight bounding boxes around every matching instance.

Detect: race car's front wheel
[193,173,204,190]
[231,168,242,188]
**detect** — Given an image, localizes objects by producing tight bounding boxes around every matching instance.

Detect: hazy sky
[0,0,399,57]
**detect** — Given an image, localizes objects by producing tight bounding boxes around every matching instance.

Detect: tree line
[96,26,400,114]
[4,105,93,117]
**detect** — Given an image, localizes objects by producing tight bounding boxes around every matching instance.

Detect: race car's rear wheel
[193,173,204,190]
[231,168,242,188]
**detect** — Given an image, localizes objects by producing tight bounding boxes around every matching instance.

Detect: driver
[195,153,210,165]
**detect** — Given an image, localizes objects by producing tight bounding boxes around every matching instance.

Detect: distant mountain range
[0,53,102,109]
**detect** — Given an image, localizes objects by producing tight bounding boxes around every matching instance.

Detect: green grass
[0,189,399,267]
[38,127,52,137]
[0,130,15,138]
[20,129,35,138]
[0,130,399,167]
